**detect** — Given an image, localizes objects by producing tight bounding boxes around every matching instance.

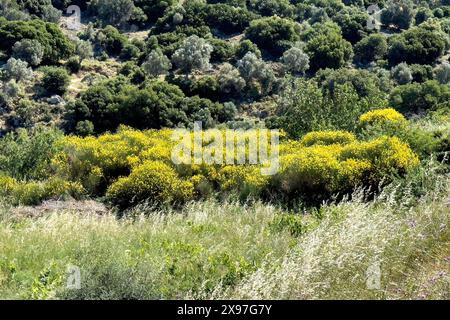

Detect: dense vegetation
[0,0,449,300]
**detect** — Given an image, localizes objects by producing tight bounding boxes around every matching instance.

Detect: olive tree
[281,47,310,75]
[12,39,44,66]
[2,58,33,83]
[2,79,22,100]
[92,0,136,27]
[75,40,94,61]
[434,63,450,84]
[218,63,246,94]
[172,35,213,74]
[237,52,275,95]
[142,49,171,77]
[391,63,413,85]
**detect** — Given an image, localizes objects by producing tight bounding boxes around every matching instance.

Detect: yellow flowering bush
[277,145,347,194]
[276,135,418,197]
[106,160,194,209]
[47,125,419,208]
[53,127,175,194]
[216,165,270,199]
[359,108,407,127]
[300,131,356,147]
[339,136,420,180]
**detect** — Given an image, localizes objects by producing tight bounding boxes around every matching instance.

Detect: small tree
[0,0,30,20]
[245,16,301,57]
[387,25,447,65]
[41,67,70,96]
[304,22,354,72]
[434,63,450,84]
[172,35,213,74]
[389,80,450,113]
[75,40,94,61]
[281,47,310,75]
[41,4,61,23]
[93,0,136,27]
[235,39,261,60]
[415,7,432,25]
[12,39,44,66]
[218,63,246,94]
[237,52,262,82]
[120,43,141,60]
[354,34,387,64]
[237,52,275,95]
[2,58,33,83]
[173,12,183,25]
[381,0,415,30]
[391,63,413,85]
[66,56,82,74]
[75,120,95,137]
[3,80,22,100]
[142,49,171,77]
[220,102,237,122]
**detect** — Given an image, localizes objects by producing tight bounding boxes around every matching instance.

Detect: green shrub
[0,17,74,64]
[65,56,81,74]
[40,66,70,96]
[354,34,388,64]
[0,175,84,206]
[303,22,354,72]
[120,43,141,60]
[389,80,450,114]
[234,39,261,60]
[273,78,385,138]
[0,128,63,180]
[97,26,128,56]
[269,213,307,237]
[205,3,256,34]
[209,38,235,63]
[387,25,447,66]
[245,16,301,57]
[409,64,433,83]
[134,0,177,22]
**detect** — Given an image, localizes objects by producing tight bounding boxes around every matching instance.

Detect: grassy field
[1,165,448,300]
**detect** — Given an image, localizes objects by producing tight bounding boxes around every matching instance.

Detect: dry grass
[216,182,449,300]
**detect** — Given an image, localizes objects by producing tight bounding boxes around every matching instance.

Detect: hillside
[0,0,449,300]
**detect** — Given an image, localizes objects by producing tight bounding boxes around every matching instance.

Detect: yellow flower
[359,108,407,126]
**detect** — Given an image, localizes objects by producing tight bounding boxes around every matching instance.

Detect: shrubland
[0,0,449,300]
[0,111,431,209]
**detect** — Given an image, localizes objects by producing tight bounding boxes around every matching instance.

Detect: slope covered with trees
[0,0,448,300]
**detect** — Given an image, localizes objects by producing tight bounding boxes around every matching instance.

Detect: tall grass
[216,173,449,300]
[0,200,293,299]
[0,168,448,300]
